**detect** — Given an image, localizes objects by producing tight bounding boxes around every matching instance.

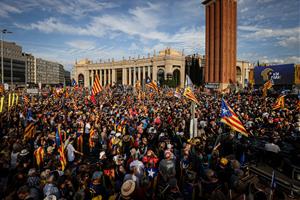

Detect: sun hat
[121,180,136,199]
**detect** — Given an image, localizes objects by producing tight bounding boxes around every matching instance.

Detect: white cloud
[260,56,300,64]
[240,7,249,13]
[0,2,22,17]
[284,56,300,64]
[278,36,300,48]
[15,17,103,36]
[66,40,96,50]
[15,2,205,56]
[239,25,300,49]
[14,0,117,19]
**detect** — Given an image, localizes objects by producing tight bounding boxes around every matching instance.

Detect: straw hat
[121,180,136,199]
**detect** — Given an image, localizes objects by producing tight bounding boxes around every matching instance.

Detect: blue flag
[72,79,77,86]
[55,128,61,147]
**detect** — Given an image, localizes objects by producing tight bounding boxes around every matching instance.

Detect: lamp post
[1,29,12,84]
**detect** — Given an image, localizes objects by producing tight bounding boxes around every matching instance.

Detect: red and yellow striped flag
[146,79,159,93]
[183,87,199,105]
[262,80,273,97]
[296,100,300,111]
[89,128,96,149]
[58,144,67,171]
[90,74,103,104]
[34,146,45,167]
[24,123,35,140]
[272,95,285,110]
[0,96,4,113]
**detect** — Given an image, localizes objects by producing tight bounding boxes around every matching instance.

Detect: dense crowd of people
[0,84,299,200]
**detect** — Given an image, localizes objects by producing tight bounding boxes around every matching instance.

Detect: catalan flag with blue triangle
[220,99,249,137]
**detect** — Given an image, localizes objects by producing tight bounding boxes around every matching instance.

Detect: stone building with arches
[74,48,185,88]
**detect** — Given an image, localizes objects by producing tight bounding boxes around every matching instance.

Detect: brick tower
[202,0,237,89]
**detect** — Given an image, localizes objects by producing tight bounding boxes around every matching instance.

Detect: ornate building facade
[74,48,186,88]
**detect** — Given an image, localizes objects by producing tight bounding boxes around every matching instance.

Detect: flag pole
[190,101,196,139]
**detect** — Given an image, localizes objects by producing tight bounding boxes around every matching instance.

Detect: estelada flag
[56,127,67,171]
[272,95,285,110]
[146,78,159,93]
[220,99,249,137]
[183,87,199,105]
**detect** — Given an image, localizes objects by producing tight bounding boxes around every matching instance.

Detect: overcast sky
[0,0,299,71]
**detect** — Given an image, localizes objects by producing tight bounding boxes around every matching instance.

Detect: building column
[104,69,107,85]
[180,64,185,88]
[99,69,102,86]
[10,58,13,86]
[108,69,111,84]
[152,65,157,82]
[142,66,146,83]
[122,68,126,85]
[209,3,215,82]
[91,70,95,86]
[133,67,136,84]
[129,68,132,85]
[138,67,141,81]
[147,66,151,79]
[112,69,116,85]
[84,70,89,88]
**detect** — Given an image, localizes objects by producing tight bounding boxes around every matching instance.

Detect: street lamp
[1,29,12,84]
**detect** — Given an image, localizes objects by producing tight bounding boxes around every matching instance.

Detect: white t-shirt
[67,143,76,162]
[265,143,280,153]
[85,123,91,134]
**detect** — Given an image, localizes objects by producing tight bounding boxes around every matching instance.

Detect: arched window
[78,74,84,86]
[157,69,165,86]
[173,69,180,87]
